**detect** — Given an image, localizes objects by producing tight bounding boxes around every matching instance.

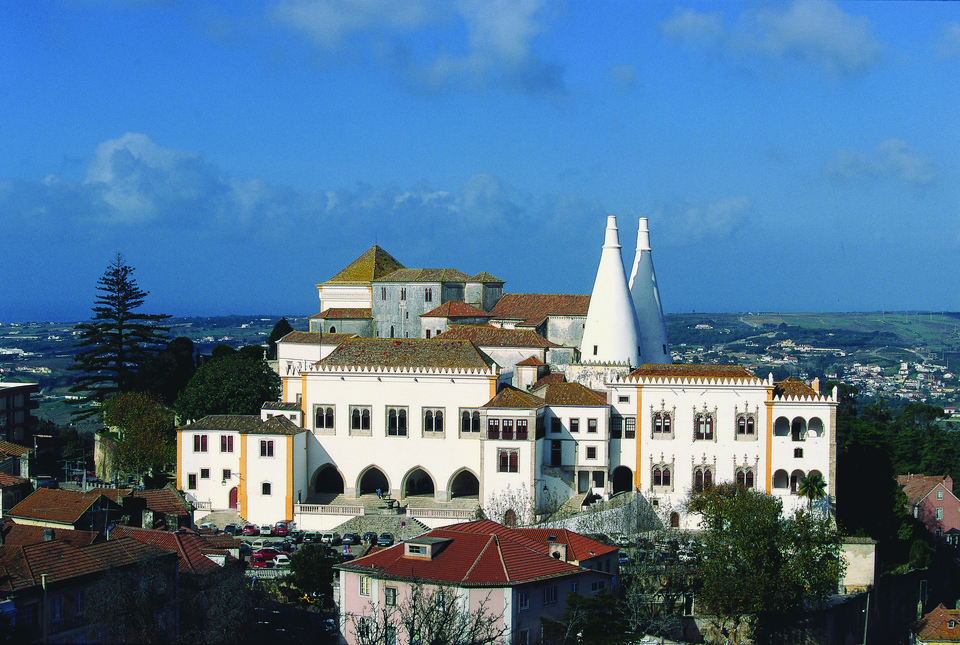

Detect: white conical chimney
[628,217,671,364]
[579,216,640,366]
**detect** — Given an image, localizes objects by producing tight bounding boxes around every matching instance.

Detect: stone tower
[628,217,671,364]
[578,215,640,366]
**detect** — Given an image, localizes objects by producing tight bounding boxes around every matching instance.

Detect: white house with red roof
[336,520,616,645]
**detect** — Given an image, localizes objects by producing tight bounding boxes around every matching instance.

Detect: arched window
[424,410,434,431]
[663,468,671,486]
[388,409,397,433]
[434,410,443,432]
[461,411,470,433]
[325,407,334,428]
[737,417,746,434]
[654,468,662,486]
[664,415,671,434]
[745,470,754,488]
[361,408,370,429]
[746,417,755,434]
[504,509,517,527]
[670,512,680,528]
[704,469,712,488]
[329,326,336,334]
[655,414,664,434]
[736,470,745,486]
[472,411,481,432]
[352,408,361,429]
[694,470,704,491]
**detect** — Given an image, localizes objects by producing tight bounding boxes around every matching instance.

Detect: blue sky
[2,1,958,322]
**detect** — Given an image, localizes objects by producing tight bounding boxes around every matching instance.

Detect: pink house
[898,474,960,544]
[336,519,618,645]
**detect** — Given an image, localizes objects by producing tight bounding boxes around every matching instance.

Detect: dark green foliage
[179,564,255,644]
[102,392,175,477]
[239,344,267,361]
[175,353,281,421]
[541,591,626,645]
[84,558,179,644]
[210,343,237,359]
[686,484,843,644]
[268,317,295,359]
[69,254,170,419]
[129,336,196,406]
[287,544,338,602]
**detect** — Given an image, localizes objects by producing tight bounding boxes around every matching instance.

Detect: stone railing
[296,504,363,516]
[407,507,475,520]
[193,501,212,510]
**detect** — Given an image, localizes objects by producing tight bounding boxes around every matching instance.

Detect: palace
[177,216,836,530]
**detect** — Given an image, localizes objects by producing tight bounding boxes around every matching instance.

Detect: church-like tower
[579,215,640,365]
[628,217,671,364]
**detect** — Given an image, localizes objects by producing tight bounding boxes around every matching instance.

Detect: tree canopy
[69,254,169,419]
[129,336,197,406]
[686,484,843,644]
[102,392,175,478]
[267,317,294,359]
[175,353,281,421]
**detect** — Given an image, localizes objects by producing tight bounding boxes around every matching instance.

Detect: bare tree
[348,581,507,645]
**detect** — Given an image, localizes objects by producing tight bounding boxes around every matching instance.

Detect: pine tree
[69,254,170,419]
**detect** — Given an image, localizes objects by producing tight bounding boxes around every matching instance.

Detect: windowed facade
[693,466,714,491]
[360,576,371,596]
[387,407,408,436]
[736,412,757,440]
[587,418,598,433]
[220,435,234,452]
[262,482,272,495]
[652,463,674,492]
[350,406,372,436]
[188,474,197,489]
[314,405,335,432]
[544,586,558,605]
[570,418,580,433]
[694,411,715,441]
[652,410,673,439]
[624,417,636,439]
[585,446,597,460]
[385,587,397,606]
[424,287,433,302]
[260,440,274,457]
[423,408,444,435]
[193,435,208,452]
[735,467,756,488]
[518,591,529,610]
[498,449,519,473]
[460,409,481,435]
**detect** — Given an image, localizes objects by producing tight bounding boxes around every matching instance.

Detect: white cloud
[647,196,753,244]
[662,0,882,78]
[272,0,564,94]
[935,22,960,59]
[826,139,936,186]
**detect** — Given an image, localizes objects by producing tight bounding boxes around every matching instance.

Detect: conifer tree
[69,254,170,419]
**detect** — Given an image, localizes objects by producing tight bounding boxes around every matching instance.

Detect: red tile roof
[7,489,111,526]
[898,475,955,506]
[0,473,29,487]
[488,294,590,327]
[0,521,99,547]
[541,383,608,407]
[436,325,557,348]
[421,302,492,318]
[279,331,355,345]
[108,526,233,574]
[0,440,32,459]
[0,537,171,593]
[338,520,594,587]
[314,308,372,319]
[516,356,546,366]
[179,415,305,436]
[915,603,960,642]
[92,485,193,516]
[324,246,405,284]
[533,373,566,389]
[320,338,495,371]
[483,386,546,409]
[513,527,618,561]
[626,363,760,382]
[773,376,820,398]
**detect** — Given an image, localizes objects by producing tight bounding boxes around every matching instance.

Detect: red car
[249,555,272,569]
[241,524,259,536]
[272,521,293,537]
[254,547,290,559]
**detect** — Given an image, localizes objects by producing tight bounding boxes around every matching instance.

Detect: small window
[518,591,529,610]
[587,419,598,433]
[586,446,597,459]
[188,474,197,490]
[625,417,636,439]
[75,589,85,616]
[516,419,529,440]
[937,507,944,520]
[220,435,234,452]
[618,395,630,403]
[260,440,274,457]
[400,287,406,301]
[222,469,231,482]
[262,482,272,496]
[794,447,804,458]
[360,576,371,597]
[385,587,397,606]
[193,434,208,453]
[498,449,519,473]
[425,330,431,339]
[50,594,62,623]
[200,469,209,479]
[551,417,562,433]
[425,287,433,302]
[381,287,387,300]
[570,419,580,433]
[570,581,579,594]
[695,412,714,441]
[593,345,598,356]
[387,407,408,436]
[423,408,444,434]
[350,406,372,433]
[544,586,558,605]
[590,580,606,593]
[938,490,944,500]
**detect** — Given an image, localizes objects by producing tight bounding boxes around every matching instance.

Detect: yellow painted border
[286,435,295,520]
[764,386,774,494]
[634,385,643,491]
[239,434,248,520]
[175,430,182,489]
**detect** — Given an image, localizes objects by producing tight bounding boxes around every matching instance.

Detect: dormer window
[950,620,956,629]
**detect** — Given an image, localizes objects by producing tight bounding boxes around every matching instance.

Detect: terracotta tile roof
[421,302,492,318]
[626,364,760,382]
[338,520,586,587]
[279,331,355,346]
[315,308,372,319]
[0,440,32,459]
[541,383,608,407]
[0,537,171,593]
[915,603,960,641]
[262,401,302,411]
[319,338,495,371]
[436,325,558,349]
[373,268,473,283]
[92,485,193,516]
[488,294,590,327]
[516,356,546,366]
[773,376,820,398]
[323,245,405,284]
[898,475,955,506]
[179,415,305,436]
[483,386,545,409]
[108,526,232,574]
[533,373,566,389]
[0,473,29,487]
[470,272,504,284]
[513,527,618,561]
[7,489,109,526]
[0,521,99,547]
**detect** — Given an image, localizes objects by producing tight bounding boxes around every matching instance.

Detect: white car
[273,554,291,568]
[260,524,273,536]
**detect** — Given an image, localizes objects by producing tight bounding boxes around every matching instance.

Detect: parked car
[377,533,394,547]
[303,531,321,544]
[242,524,259,536]
[289,530,305,544]
[272,521,292,537]
[238,542,253,556]
[273,554,292,568]
[341,533,361,545]
[223,524,240,536]
[260,524,273,536]
[255,547,289,559]
[320,532,341,546]
[618,554,632,566]
[615,535,632,547]
[251,539,268,551]
[249,555,272,569]
[362,532,378,544]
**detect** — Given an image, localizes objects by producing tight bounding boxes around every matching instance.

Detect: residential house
[0,473,31,519]
[915,603,960,644]
[0,382,39,444]
[336,519,616,645]
[898,474,960,544]
[6,489,122,532]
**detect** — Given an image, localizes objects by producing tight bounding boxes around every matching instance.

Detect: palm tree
[797,472,827,512]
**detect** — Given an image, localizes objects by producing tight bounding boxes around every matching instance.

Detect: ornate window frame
[734,405,758,442]
[650,401,675,440]
[650,455,675,493]
[693,406,717,442]
[349,406,372,436]
[386,406,408,437]
[459,408,481,436]
[314,404,335,435]
[423,407,445,437]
